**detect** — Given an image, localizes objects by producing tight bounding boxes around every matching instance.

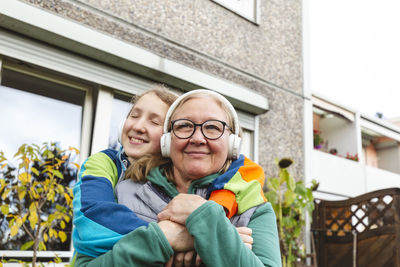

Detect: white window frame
[211,0,260,24]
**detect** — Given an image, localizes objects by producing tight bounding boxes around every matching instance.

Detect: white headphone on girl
[160,89,242,159]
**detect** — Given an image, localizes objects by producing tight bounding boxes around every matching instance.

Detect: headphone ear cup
[228,134,242,159]
[118,120,125,144]
[160,133,171,158]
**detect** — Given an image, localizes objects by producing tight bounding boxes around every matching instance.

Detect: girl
[72,85,178,257]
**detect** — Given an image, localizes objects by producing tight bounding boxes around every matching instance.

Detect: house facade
[0,0,305,261]
[307,93,400,200]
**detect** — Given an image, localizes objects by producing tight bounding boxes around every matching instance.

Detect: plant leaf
[284,190,296,207]
[59,231,67,242]
[43,232,48,242]
[38,241,46,251]
[21,241,34,250]
[31,167,39,176]
[0,205,9,215]
[18,190,27,201]
[53,170,63,179]
[10,224,19,237]
[267,177,280,191]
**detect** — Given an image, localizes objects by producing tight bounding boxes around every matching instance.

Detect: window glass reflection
[108,95,132,149]
[241,129,254,159]
[0,85,82,161]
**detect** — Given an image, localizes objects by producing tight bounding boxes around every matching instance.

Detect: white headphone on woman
[160,89,242,159]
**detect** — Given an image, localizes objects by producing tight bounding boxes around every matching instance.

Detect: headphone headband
[162,89,240,135]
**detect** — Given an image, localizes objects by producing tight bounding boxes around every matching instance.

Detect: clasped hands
[157,194,253,267]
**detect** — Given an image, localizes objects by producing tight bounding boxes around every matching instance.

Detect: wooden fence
[312,188,400,267]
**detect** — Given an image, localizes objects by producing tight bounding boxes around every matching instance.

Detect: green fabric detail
[147,167,180,197]
[187,173,219,194]
[147,166,219,196]
[81,152,119,186]
[74,222,173,266]
[186,201,281,267]
[223,172,265,214]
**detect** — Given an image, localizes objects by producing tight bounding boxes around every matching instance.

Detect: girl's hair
[128,90,237,184]
[124,84,178,182]
[126,84,178,116]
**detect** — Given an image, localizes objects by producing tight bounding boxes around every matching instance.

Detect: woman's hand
[158,194,206,225]
[158,220,194,252]
[236,227,253,250]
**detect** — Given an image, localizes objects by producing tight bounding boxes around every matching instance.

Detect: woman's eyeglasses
[171,119,232,140]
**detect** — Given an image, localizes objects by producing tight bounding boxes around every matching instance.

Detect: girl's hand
[237,226,253,250]
[165,251,202,267]
[158,194,206,225]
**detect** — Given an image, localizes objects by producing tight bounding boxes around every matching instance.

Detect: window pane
[108,94,132,149]
[0,85,82,160]
[0,69,84,252]
[241,129,254,159]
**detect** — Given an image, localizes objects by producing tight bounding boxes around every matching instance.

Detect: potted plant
[313,130,324,149]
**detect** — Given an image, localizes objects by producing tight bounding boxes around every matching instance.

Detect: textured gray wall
[21,0,304,180]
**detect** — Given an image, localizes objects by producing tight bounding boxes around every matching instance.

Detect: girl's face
[170,97,230,182]
[121,92,169,163]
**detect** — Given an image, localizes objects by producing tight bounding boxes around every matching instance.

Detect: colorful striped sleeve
[72,150,148,257]
[208,155,267,218]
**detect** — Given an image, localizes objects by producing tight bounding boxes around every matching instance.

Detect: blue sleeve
[72,151,148,257]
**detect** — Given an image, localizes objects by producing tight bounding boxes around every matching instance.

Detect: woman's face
[122,92,169,163]
[170,97,230,181]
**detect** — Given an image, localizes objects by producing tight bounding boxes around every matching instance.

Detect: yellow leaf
[1,188,10,200]
[22,213,28,223]
[29,202,36,213]
[64,193,71,205]
[23,157,30,169]
[10,224,19,237]
[29,212,38,229]
[69,146,80,155]
[49,228,55,238]
[53,170,63,179]
[1,205,9,215]
[1,163,7,169]
[57,184,64,194]
[19,173,31,184]
[30,188,39,199]
[64,215,70,223]
[16,217,23,227]
[18,190,26,201]
[47,190,55,202]
[59,231,67,242]
[38,241,46,251]
[31,167,39,176]
[43,232,48,242]
[60,221,66,229]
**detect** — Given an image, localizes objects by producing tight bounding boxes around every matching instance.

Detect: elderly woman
[75,89,282,267]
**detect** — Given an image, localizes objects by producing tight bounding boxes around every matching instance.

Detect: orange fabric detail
[239,157,265,186]
[209,189,238,219]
